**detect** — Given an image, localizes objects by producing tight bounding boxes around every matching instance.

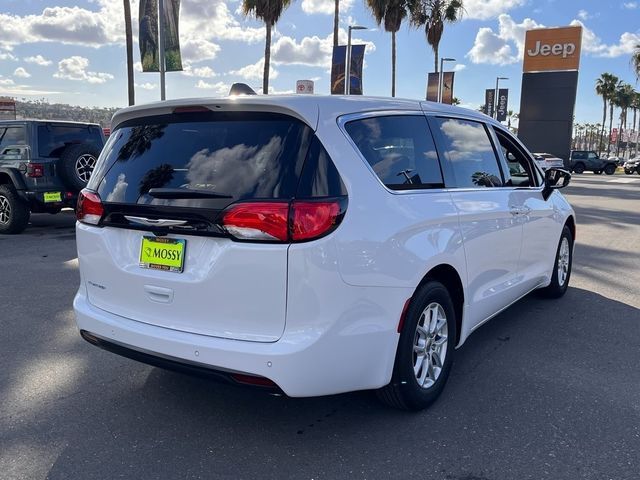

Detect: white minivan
[74,96,575,410]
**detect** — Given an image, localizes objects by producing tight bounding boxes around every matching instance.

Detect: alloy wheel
[557,237,570,286]
[0,194,11,225]
[413,302,448,389]
[75,154,97,183]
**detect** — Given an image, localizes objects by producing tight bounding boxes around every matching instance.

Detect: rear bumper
[74,287,403,397]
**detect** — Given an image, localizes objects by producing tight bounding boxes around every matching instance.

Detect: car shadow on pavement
[25,287,639,479]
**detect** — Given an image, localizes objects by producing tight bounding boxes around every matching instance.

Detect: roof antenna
[229,83,258,96]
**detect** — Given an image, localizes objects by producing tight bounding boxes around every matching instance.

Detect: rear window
[92,112,313,208]
[38,125,103,158]
[344,115,443,190]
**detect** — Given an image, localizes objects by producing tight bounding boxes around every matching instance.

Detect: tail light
[220,199,345,243]
[77,189,104,225]
[27,163,44,178]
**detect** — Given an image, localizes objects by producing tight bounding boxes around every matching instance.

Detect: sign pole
[158,0,166,101]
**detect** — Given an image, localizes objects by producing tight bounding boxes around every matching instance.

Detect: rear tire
[573,163,585,174]
[0,184,30,234]
[377,281,456,411]
[539,225,573,299]
[604,164,616,175]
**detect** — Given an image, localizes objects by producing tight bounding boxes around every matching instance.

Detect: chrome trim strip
[124,216,189,227]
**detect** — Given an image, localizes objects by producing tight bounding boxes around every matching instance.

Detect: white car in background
[73,95,576,410]
[533,153,565,171]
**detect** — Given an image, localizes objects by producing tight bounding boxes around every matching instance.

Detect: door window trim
[490,125,543,190]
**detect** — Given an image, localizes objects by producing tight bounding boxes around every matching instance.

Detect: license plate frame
[139,236,186,273]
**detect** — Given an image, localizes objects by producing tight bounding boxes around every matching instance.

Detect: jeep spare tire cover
[59,143,101,191]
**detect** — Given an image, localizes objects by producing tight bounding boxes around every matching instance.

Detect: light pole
[345,25,367,95]
[438,57,456,103]
[494,76,508,120]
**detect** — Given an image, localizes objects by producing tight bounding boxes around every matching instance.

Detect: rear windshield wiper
[147,188,233,199]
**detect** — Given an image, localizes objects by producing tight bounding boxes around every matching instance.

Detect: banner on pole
[330,45,365,95]
[441,72,455,105]
[485,89,495,117]
[139,0,183,72]
[426,73,439,102]
[496,88,509,122]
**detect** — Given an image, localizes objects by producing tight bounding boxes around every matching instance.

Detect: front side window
[493,128,539,187]
[344,115,443,190]
[432,118,503,188]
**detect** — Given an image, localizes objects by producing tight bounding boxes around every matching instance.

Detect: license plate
[139,236,186,273]
[43,192,62,203]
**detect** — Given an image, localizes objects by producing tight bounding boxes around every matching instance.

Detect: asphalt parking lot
[1,174,639,480]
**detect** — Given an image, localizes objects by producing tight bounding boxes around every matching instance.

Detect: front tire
[539,225,573,298]
[377,281,456,411]
[0,184,30,234]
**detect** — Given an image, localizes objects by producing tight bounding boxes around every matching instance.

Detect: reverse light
[76,189,104,225]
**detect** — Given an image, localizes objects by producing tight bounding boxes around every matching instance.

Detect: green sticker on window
[44,192,62,203]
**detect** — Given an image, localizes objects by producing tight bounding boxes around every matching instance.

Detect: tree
[632,44,640,80]
[631,91,640,155]
[123,0,135,106]
[333,0,340,47]
[410,0,464,73]
[604,76,622,155]
[614,83,635,156]
[242,0,293,94]
[366,0,410,97]
[595,73,618,156]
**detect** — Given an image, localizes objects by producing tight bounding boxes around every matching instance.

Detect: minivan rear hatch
[80,110,313,342]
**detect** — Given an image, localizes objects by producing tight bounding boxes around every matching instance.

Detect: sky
[0,0,638,125]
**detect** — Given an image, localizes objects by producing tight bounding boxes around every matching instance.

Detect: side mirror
[542,168,571,200]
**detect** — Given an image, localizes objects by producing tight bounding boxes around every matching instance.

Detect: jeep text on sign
[523,26,582,73]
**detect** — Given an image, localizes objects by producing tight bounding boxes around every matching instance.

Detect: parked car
[608,156,625,167]
[569,150,617,175]
[74,96,575,411]
[623,157,639,174]
[533,152,565,171]
[0,120,105,234]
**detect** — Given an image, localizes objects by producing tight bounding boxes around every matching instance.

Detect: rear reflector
[77,189,104,225]
[230,373,278,388]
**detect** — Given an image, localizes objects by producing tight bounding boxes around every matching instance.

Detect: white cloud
[134,61,143,73]
[194,80,230,95]
[271,29,375,68]
[453,64,466,72]
[570,20,640,58]
[0,77,15,86]
[229,59,278,81]
[623,2,638,9]
[463,0,527,20]
[577,10,590,20]
[0,50,17,61]
[135,82,157,90]
[13,67,31,78]
[182,64,217,78]
[24,54,52,66]
[301,0,354,15]
[180,38,221,64]
[53,56,114,84]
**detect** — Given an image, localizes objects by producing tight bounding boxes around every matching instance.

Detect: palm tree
[242,0,293,94]
[410,0,464,73]
[605,76,622,155]
[333,0,339,47]
[631,91,640,155]
[632,44,640,80]
[366,0,410,97]
[123,0,134,106]
[595,73,618,156]
[614,83,635,156]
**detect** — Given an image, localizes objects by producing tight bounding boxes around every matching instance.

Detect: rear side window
[0,126,26,149]
[38,125,103,158]
[296,137,347,198]
[93,112,312,208]
[572,152,585,160]
[431,118,503,188]
[344,115,443,190]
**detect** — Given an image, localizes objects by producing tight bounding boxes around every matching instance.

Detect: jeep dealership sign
[523,26,582,73]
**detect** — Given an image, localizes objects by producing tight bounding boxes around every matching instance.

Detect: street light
[345,25,368,95]
[494,77,509,120]
[438,57,456,103]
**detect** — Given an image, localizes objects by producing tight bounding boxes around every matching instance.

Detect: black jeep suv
[0,120,105,234]
[569,150,618,175]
